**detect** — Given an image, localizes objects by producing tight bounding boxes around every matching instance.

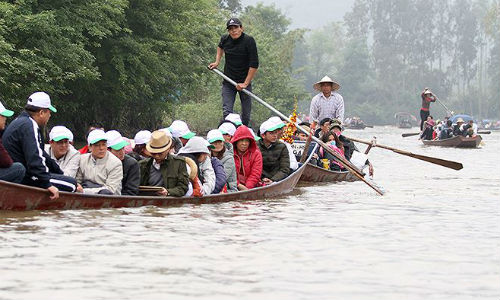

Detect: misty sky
[240,0,355,29]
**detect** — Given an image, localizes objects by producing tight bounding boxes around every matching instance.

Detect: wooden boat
[0,155,311,211]
[394,112,416,128]
[421,135,482,148]
[300,163,359,183]
[345,123,367,130]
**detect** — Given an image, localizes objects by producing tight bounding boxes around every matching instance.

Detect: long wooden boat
[300,163,359,183]
[421,135,482,148]
[0,155,310,211]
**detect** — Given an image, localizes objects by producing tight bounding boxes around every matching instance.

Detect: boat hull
[300,163,359,183]
[0,158,307,211]
[422,135,482,148]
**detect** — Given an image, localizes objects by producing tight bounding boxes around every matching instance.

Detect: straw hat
[313,76,340,91]
[183,157,198,180]
[456,118,464,123]
[146,130,173,154]
[423,89,433,95]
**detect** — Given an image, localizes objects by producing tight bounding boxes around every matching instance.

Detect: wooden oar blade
[402,132,420,137]
[393,150,463,170]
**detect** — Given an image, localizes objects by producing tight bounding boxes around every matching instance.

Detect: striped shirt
[309,92,344,123]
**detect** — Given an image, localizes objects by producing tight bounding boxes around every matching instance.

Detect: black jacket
[218,32,259,83]
[122,154,140,195]
[2,111,62,188]
[258,139,290,181]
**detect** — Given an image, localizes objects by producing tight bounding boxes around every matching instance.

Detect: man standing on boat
[208,17,259,126]
[309,76,344,130]
[420,88,436,130]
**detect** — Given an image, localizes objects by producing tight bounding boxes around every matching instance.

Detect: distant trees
[293,0,500,123]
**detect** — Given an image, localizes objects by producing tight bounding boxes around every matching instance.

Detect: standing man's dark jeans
[420,109,429,131]
[222,81,252,126]
[0,162,25,184]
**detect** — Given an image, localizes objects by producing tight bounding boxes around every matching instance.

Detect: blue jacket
[211,157,227,194]
[2,111,62,188]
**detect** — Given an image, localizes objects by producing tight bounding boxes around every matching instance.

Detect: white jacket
[199,157,216,195]
[76,151,123,195]
[44,144,81,178]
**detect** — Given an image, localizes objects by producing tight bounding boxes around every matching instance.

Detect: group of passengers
[292,117,374,177]
[0,93,299,200]
[420,115,478,140]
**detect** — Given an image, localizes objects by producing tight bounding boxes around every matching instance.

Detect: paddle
[210,68,385,195]
[402,132,420,137]
[478,130,491,134]
[299,130,313,163]
[345,136,463,170]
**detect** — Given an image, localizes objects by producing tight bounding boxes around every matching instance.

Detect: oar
[299,130,313,163]
[210,68,385,195]
[402,132,420,137]
[478,130,490,134]
[433,94,454,116]
[345,136,463,170]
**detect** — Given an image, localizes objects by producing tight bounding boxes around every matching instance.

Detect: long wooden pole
[345,136,463,170]
[210,68,385,195]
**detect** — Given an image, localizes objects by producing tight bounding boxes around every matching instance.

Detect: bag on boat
[350,151,368,170]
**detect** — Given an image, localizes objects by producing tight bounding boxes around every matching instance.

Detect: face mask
[335,131,341,137]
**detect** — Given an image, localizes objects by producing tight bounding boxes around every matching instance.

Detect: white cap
[27,92,57,112]
[218,122,236,136]
[159,127,173,137]
[87,129,107,145]
[178,136,211,155]
[49,126,73,142]
[106,130,129,150]
[134,130,152,145]
[0,101,14,117]
[225,113,242,126]
[207,129,224,143]
[269,116,285,129]
[259,117,283,134]
[168,120,195,139]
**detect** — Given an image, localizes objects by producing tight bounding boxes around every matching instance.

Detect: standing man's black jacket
[218,32,259,83]
[2,111,63,188]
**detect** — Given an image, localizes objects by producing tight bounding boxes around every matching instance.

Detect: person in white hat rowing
[2,92,77,199]
[309,75,344,131]
[45,126,81,178]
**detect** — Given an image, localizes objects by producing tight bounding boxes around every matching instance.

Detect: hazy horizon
[240,0,355,29]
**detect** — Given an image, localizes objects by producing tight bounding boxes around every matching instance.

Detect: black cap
[226,18,242,29]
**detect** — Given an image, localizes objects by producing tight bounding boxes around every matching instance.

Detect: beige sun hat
[313,76,340,91]
[146,130,173,154]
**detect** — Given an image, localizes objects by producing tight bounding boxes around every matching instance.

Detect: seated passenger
[178,136,216,195]
[218,122,237,143]
[453,118,465,136]
[106,130,140,196]
[439,120,453,140]
[315,117,332,138]
[3,92,77,199]
[139,130,189,197]
[45,126,80,178]
[130,130,152,161]
[231,125,263,190]
[329,120,374,176]
[78,123,104,154]
[211,156,227,194]
[76,129,123,195]
[208,129,238,192]
[461,120,477,137]
[258,118,290,184]
[270,117,298,171]
[168,120,195,147]
[0,101,25,183]
[318,129,346,171]
[420,115,435,140]
[295,122,311,141]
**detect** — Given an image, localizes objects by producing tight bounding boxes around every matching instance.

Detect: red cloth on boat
[231,125,263,189]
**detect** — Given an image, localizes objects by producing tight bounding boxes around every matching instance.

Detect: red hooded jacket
[231,125,263,189]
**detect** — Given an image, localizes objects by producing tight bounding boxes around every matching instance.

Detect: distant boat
[394,112,417,128]
[422,135,482,148]
[345,117,369,130]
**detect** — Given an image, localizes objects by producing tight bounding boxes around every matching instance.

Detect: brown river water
[1,127,499,300]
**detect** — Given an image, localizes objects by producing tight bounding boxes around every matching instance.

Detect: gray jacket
[220,142,238,192]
